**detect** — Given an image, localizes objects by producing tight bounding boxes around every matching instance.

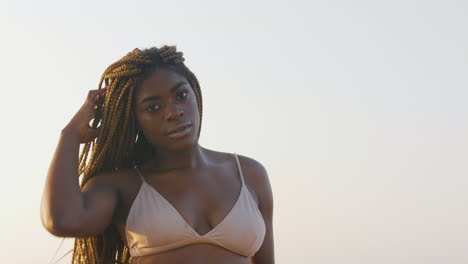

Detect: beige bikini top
[125,153,266,257]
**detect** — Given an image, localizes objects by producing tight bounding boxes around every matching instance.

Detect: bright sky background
[1,0,467,263]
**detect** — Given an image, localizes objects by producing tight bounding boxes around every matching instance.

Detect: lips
[167,123,192,135]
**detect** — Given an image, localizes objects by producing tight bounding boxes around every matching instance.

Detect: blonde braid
[72,45,203,264]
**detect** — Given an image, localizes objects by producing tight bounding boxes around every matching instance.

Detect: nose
[165,102,184,120]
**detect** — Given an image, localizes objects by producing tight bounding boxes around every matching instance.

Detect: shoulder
[237,155,276,264]
[81,169,117,191]
[236,154,273,213]
[204,149,273,210]
[209,149,270,190]
[81,167,135,195]
[235,154,269,185]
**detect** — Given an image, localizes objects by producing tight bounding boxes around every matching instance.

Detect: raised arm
[40,87,118,237]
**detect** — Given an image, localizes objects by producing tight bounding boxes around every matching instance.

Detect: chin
[164,135,198,150]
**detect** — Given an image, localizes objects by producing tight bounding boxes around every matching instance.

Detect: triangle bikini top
[125,153,266,257]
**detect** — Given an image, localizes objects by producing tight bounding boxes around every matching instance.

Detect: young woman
[40,45,275,264]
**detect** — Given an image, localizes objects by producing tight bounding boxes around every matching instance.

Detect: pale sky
[1,0,467,263]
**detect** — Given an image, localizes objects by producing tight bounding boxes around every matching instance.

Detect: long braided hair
[71,45,203,264]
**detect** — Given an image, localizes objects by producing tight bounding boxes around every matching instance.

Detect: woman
[40,45,275,264]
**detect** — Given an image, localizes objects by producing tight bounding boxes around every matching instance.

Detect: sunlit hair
[71,45,203,264]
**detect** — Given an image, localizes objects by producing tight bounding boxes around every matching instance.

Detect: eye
[146,104,160,112]
[177,90,188,100]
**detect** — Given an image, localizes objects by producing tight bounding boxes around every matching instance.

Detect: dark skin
[40,68,275,264]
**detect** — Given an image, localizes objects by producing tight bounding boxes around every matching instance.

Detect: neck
[148,143,208,172]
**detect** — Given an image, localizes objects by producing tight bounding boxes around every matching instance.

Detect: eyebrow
[140,81,188,104]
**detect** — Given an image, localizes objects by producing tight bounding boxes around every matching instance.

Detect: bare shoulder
[235,154,273,211]
[202,148,273,203]
[235,155,276,264]
[80,167,139,221]
[81,167,135,196]
[235,154,269,186]
[235,155,276,263]
[202,147,267,176]
[81,170,115,191]
[81,169,119,191]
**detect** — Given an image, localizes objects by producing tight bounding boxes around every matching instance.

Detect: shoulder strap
[233,153,245,185]
[133,165,146,184]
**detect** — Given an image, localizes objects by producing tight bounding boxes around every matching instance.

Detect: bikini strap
[233,153,245,185]
[133,165,146,184]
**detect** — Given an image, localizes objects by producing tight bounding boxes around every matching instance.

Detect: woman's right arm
[40,87,118,237]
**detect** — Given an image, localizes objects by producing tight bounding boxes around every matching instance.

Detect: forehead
[137,68,188,97]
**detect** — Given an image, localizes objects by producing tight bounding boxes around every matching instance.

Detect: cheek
[190,99,201,129]
[135,111,160,133]
[191,98,199,111]
[189,99,200,120]
[189,93,200,112]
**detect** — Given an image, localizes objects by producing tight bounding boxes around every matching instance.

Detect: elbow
[41,215,72,237]
[41,217,63,236]
[40,203,62,236]
[41,209,80,237]
[40,198,83,237]
[44,217,87,237]
[41,211,104,237]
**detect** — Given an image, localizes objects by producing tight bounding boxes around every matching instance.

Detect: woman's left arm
[240,156,275,264]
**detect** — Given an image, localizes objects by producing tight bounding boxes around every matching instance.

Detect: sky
[0,0,467,263]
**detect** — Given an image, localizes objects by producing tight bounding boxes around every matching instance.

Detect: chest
[113,162,258,244]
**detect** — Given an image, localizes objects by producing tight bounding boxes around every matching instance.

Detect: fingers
[96,92,106,104]
[86,87,108,105]
[85,126,100,141]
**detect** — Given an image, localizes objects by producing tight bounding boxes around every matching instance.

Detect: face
[133,68,200,151]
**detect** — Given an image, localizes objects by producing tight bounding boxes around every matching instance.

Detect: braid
[71,45,203,264]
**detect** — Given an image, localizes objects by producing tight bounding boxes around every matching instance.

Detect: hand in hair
[63,87,107,143]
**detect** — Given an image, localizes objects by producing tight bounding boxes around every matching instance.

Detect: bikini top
[125,153,266,257]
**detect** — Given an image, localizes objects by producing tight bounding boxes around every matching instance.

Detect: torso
[109,148,259,264]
